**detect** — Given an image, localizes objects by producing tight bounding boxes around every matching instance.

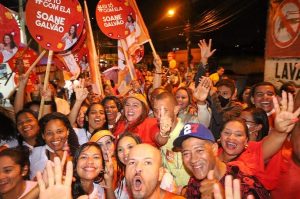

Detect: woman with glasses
[240,107,269,141]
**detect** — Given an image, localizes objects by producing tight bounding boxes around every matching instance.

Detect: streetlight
[167,9,175,17]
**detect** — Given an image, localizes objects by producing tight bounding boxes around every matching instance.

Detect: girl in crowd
[75,103,88,128]
[240,107,269,141]
[72,142,114,199]
[0,33,18,62]
[239,86,252,109]
[115,132,142,198]
[102,96,123,131]
[90,130,118,190]
[62,24,78,50]
[175,87,197,123]
[29,112,79,179]
[74,103,108,145]
[16,109,42,150]
[0,147,36,199]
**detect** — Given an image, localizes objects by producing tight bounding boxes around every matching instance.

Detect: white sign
[265,59,300,88]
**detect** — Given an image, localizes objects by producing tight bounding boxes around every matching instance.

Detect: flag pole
[38,50,53,119]
[120,39,135,80]
[84,0,103,95]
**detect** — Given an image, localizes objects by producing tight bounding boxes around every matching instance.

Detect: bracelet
[44,101,53,105]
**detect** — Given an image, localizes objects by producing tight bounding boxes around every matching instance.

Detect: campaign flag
[55,53,81,80]
[117,0,151,92]
[0,4,21,63]
[84,0,103,94]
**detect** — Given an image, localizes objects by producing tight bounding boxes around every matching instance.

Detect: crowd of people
[0,39,299,199]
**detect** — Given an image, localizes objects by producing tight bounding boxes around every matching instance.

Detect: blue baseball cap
[173,123,215,148]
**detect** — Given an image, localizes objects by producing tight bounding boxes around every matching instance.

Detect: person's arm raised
[155,106,173,146]
[152,54,162,89]
[68,79,88,127]
[262,91,300,161]
[195,39,216,87]
[14,74,29,114]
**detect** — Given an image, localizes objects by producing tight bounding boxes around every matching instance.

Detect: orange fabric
[113,118,160,147]
[163,191,185,199]
[218,141,277,190]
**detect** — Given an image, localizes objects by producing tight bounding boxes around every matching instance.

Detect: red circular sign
[0,4,21,63]
[8,46,38,92]
[25,0,84,51]
[96,0,135,39]
[271,0,300,48]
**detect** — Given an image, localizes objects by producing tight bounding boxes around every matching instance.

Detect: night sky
[0,0,269,56]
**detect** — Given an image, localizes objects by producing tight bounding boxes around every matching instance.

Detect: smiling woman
[0,147,37,199]
[29,112,79,179]
[72,142,106,199]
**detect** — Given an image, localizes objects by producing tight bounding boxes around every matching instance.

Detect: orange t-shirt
[163,191,185,199]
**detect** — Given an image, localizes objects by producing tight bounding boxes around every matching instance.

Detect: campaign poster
[0,4,21,63]
[96,0,135,39]
[26,0,84,51]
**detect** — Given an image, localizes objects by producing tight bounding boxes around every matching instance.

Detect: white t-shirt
[73,128,91,145]
[89,183,105,199]
[114,178,129,199]
[29,145,48,179]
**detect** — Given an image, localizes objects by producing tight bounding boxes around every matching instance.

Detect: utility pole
[185,0,193,69]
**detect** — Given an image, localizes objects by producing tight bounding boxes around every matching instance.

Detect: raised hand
[159,106,172,137]
[153,54,162,70]
[213,175,254,199]
[101,149,114,189]
[198,39,216,65]
[194,76,212,102]
[273,91,300,133]
[37,157,73,199]
[201,170,218,199]
[74,79,88,102]
[18,74,30,88]
[40,84,53,101]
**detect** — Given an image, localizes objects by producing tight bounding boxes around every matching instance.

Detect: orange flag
[83,0,103,94]
[117,0,152,93]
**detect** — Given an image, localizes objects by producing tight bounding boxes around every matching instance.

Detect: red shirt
[218,141,275,190]
[113,117,160,147]
[262,140,300,198]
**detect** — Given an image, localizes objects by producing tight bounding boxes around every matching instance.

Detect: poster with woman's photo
[0,4,21,63]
